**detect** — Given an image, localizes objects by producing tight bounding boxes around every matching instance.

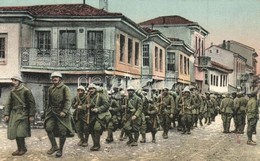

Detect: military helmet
[50,72,62,79]
[11,75,23,82]
[183,87,190,93]
[127,86,135,91]
[77,85,85,91]
[88,83,97,89]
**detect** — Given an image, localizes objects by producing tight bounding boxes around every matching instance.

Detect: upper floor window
[128,38,133,64]
[159,49,163,72]
[155,47,158,71]
[0,33,7,64]
[36,31,51,56]
[216,49,219,53]
[143,44,149,66]
[59,30,76,49]
[87,31,103,50]
[167,52,175,71]
[180,55,183,74]
[119,34,125,62]
[205,73,208,84]
[134,42,139,66]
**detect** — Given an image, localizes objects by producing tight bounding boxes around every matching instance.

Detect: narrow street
[0,115,260,161]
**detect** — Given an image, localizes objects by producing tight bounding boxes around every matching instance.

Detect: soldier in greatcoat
[4,75,36,156]
[236,91,248,134]
[85,83,110,151]
[43,72,75,157]
[246,91,259,145]
[178,87,195,134]
[71,85,89,147]
[219,93,234,133]
[122,86,143,146]
[157,87,175,138]
[105,90,121,143]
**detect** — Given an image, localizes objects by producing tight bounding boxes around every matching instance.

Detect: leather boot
[163,130,168,139]
[77,133,84,146]
[131,132,139,146]
[106,129,114,143]
[152,132,156,143]
[126,132,134,145]
[12,138,21,156]
[140,133,146,143]
[56,137,66,158]
[82,133,89,147]
[119,129,125,141]
[18,137,27,156]
[47,133,59,155]
[90,132,101,151]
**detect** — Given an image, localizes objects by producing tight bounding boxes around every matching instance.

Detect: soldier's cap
[88,83,97,89]
[189,85,196,90]
[205,91,210,95]
[77,85,85,91]
[127,86,135,91]
[50,71,62,79]
[183,87,190,93]
[163,87,169,91]
[11,75,23,82]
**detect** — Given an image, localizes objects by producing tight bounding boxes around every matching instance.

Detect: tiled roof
[142,27,160,34]
[0,4,122,17]
[139,15,194,26]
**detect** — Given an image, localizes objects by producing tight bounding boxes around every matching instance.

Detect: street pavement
[0,115,260,161]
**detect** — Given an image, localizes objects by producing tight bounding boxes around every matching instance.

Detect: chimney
[222,40,226,49]
[83,0,85,5]
[227,40,230,50]
[99,0,108,11]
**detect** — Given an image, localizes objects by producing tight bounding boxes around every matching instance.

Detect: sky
[1,0,260,73]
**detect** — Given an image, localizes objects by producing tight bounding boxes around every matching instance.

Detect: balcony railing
[21,48,115,71]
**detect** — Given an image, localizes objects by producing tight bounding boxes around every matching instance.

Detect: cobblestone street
[0,115,260,161]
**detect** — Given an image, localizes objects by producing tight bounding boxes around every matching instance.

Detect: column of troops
[3,72,259,158]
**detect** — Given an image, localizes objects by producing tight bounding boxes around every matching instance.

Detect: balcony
[21,48,115,71]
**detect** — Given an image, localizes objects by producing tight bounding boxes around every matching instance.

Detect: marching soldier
[231,92,239,133]
[106,90,121,143]
[43,72,74,157]
[4,75,36,156]
[85,83,110,151]
[178,87,195,134]
[71,85,89,147]
[157,87,175,138]
[137,90,148,143]
[204,92,214,125]
[219,93,234,133]
[122,86,143,146]
[236,91,248,134]
[246,91,259,145]
[190,86,201,128]
[145,98,159,143]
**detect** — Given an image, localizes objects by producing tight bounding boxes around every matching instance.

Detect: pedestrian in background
[4,75,36,156]
[43,72,74,157]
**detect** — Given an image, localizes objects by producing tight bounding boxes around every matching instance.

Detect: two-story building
[139,15,209,92]
[0,4,147,111]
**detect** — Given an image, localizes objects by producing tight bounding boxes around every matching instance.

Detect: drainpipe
[166,42,173,89]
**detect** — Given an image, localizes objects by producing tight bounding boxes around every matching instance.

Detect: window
[87,31,103,50]
[59,30,76,49]
[0,34,7,64]
[205,73,208,84]
[167,52,175,71]
[119,34,125,62]
[134,42,139,66]
[216,49,219,53]
[128,38,133,64]
[155,47,158,71]
[143,44,149,66]
[159,49,163,72]
[187,58,190,75]
[180,55,183,74]
[211,74,213,85]
[220,75,223,87]
[36,31,51,56]
[216,76,219,86]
